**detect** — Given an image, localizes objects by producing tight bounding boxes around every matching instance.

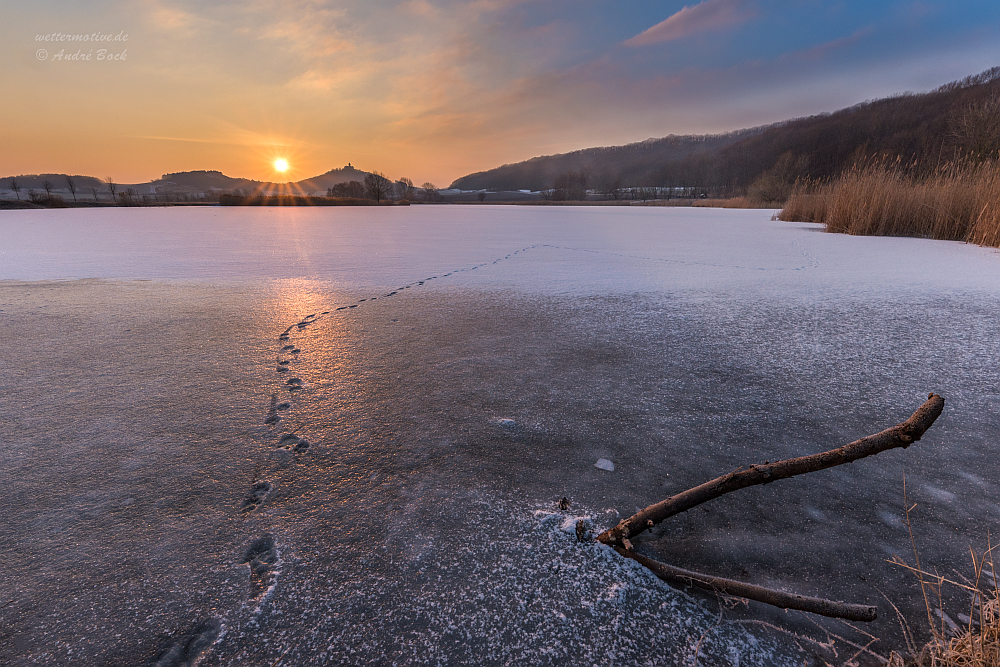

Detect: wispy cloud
[795,26,873,61]
[141,0,201,38]
[135,135,233,145]
[135,130,311,148]
[625,0,756,47]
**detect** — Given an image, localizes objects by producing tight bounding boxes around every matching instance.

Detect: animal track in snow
[147,617,222,667]
[240,481,272,513]
[241,536,279,599]
[264,394,280,425]
[277,434,310,453]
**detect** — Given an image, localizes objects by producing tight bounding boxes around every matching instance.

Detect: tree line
[6,174,185,206]
[327,172,441,202]
[7,174,97,204]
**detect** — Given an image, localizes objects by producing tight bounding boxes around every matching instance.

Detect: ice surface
[3,205,1000,297]
[3,205,1000,665]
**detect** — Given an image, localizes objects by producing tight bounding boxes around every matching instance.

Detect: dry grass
[778,161,1000,248]
[634,197,776,208]
[887,587,1000,667]
[694,196,777,209]
[776,193,828,223]
[885,481,1000,667]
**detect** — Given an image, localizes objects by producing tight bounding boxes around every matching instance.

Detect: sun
[273,158,289,173]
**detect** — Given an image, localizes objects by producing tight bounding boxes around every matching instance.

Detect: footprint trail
[187,237,819,663]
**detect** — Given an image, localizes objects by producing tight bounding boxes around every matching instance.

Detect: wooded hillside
[450,67,1000,197]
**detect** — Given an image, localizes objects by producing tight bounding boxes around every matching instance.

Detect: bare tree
[604,178,623,201]
[65,175,78,202]
[10,177,21,200]
[948,94,1000,159]
[421,182,439,202]
[396,177,414,200]
[42,179,53,199]
[363,171,392,203]
[105,177,118,204]
[91,186,99,201]
[626,185,656,202]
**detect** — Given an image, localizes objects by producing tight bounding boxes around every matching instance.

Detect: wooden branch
[615,547,878,622]
[597,393,944,547]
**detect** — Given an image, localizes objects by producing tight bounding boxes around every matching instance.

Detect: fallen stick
[615,546,878,621]
[597,393,944,547]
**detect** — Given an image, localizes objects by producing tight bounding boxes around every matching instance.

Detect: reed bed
[778,161,1000,248]
[887,558,1000,667]
[882,481,1000,667]
[693,196,776,209]
[630,196,777,208]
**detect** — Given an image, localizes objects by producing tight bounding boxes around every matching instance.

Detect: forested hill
[449,130,764,192]
[449,67,1000,194]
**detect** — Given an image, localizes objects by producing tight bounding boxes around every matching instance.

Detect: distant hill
[148,165,373,195]
[450,66,1000,194]
[148,166,373,195]
[293,164,370,195]
[1,165,375,200]
[450,132,761,192]
[152,170,259,193]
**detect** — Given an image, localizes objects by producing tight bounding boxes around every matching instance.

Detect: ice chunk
[594,458,615,472]
[558,515,591,535]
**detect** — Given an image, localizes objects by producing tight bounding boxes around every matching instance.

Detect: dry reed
[628,197,773,208]
[692,196,776,209]
[885,480,1000,666]
[778,161,1000,248]
[624,196,777,208]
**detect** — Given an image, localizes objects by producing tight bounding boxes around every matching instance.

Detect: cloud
[141,0,200,38]
[795,27,873,62]
[134,131,309,148]
[625,0,756,46]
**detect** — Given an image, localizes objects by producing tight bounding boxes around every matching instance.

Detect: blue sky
[2,0,999,184]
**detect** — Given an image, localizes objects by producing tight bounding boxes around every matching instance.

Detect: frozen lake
[2,205,999,665]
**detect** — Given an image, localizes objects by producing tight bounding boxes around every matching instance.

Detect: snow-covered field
[2,205,999,665]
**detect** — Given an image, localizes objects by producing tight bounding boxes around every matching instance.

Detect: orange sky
[2,1,998,187]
